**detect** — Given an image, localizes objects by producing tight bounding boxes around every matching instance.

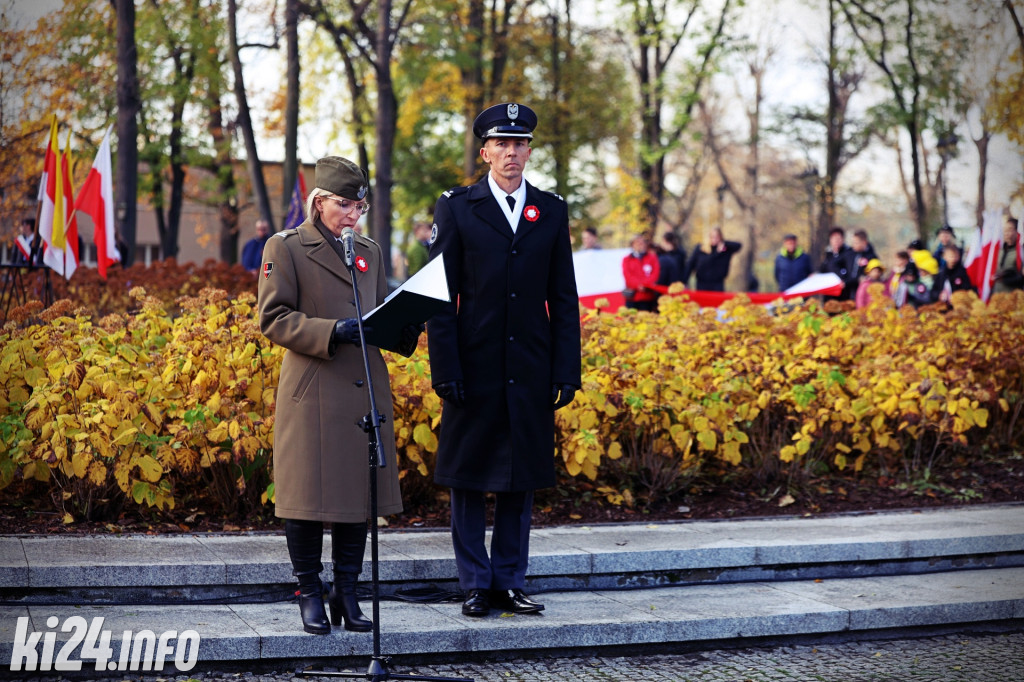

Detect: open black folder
[362,253,450,353]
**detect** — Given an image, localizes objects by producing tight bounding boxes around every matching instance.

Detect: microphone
[340,227,356,268]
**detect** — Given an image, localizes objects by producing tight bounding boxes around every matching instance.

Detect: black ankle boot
[295,571,331,635]
[329,522,371,632]
[285,519,330,635]
[328,575,372,632]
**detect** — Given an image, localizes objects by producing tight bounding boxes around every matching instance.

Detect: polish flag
[36,116,59,269]
[39,119,79,279]
[964,209,1002,302]
[75,127,120,279]
[1014,216,1023,273]
[58,127,80,278]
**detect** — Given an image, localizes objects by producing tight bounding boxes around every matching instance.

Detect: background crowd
[605,216,1024,313]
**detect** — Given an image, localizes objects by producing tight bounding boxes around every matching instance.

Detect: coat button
[508,335,514,342]
[508,378,515,384]
[511,249,518,255]
[510,292,517,299]
[354,380,365,387]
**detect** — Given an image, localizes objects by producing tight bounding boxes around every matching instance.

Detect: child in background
[856,258,886,309]
[931,245,976,304]
[887,251,930,308]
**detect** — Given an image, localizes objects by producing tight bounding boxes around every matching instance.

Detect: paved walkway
[12,629,1024,681]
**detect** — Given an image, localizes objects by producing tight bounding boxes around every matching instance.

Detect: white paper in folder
[361,254,450,352]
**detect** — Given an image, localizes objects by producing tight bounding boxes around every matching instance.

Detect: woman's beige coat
[258,219,402,522]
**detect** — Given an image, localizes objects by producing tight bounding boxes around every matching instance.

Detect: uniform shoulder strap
[441,186,470,200]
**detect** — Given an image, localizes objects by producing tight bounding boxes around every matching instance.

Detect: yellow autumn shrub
[1,286,1022,522]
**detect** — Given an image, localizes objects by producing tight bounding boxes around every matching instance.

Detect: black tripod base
[297,655,473,681]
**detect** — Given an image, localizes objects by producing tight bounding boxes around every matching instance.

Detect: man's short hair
[583,226,598,237]
[829,227,845,237]
[853,229,869,241]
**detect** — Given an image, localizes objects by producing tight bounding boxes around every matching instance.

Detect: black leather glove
[435,380,465,407]
[552,383,578,410]
[395,323,425,357]
[333,318,370,347]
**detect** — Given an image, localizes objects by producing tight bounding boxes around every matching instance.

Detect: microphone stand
[298,241,472,682]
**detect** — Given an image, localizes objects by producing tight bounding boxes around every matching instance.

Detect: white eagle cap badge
[357,185,367,199]
[507,103,519,120]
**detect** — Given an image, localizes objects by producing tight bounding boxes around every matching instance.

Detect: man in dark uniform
[426,102,582,617]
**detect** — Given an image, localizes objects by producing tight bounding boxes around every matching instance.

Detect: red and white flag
[964,208,1002,301]
[59,127,79,278]
[75,126,120,279]
[1014,215,1023,274]
[35,115,58,267]
[39,117,79,279]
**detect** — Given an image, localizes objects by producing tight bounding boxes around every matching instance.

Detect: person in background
[405,221,432,277]
[241,219,271,274]
[855,258,886,309]
[658,232,688,285]
[993,215,1024,294]
[622,232,661,312]
[887,251,930,308]
[12,218,42,266]
[258,155,419,636]
[580,226,602,250]
[427,102,581,619]
[908,239,939,290]
[819,226,856,301]
[932,225,958,273]
[931,244,976,304]
[686,227,741,292]
[848,229,878,286]
[774,233,812,291]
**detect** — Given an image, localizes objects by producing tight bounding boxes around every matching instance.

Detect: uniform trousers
[450,488,533,591]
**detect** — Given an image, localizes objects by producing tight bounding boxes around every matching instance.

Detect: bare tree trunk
[549,3,573,200]
[1005,0,1024,55]
[631,0,732,232]
[372,0,397,276]
[974,129,991,228]
[816,0,842,258]
[114,0,139,266]
[228,0,274,228]
[207,78,240,263]
[164,93,186,261]
[742,63,762,292]
[282,0,300,226]
[462,0,485,181]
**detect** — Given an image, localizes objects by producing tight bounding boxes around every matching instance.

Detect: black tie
[505,195,516,211]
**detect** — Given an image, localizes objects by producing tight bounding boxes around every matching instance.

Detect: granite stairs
[1,504,1023,671]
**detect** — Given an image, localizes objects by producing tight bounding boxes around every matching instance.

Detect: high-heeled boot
[328,522,371,632]
[284,519,330,635]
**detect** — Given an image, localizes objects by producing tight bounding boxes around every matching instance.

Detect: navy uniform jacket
[427,176,582,492]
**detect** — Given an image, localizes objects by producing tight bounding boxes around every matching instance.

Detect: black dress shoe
[490,588,544,614]
[461,588,490,617]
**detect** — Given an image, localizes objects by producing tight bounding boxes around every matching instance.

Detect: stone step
[2,505,1022,600]
[2,567,1022,668]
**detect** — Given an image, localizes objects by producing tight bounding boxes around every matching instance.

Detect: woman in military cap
[258,156,419,634]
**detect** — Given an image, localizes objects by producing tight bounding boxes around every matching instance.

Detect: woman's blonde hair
[305,187,334,224]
